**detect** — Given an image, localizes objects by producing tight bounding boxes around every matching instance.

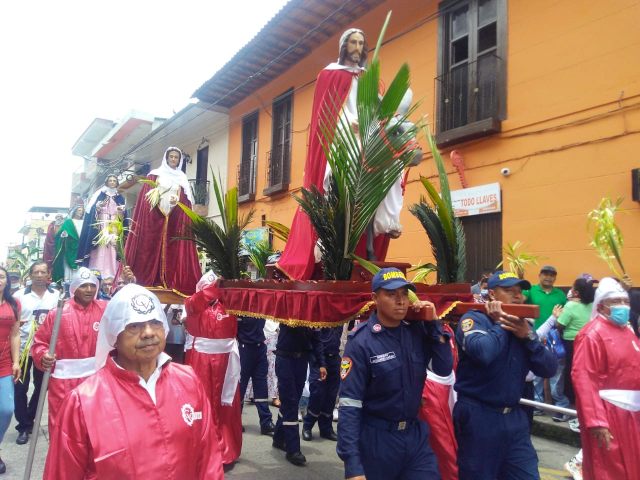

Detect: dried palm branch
[587,197,626,276]
[496,241,539,279]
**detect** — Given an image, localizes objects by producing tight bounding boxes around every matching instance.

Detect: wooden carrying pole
[23,294,65,480]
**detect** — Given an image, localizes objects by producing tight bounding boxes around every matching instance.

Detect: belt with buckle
[363,415,416,432]
[460,396,514,415]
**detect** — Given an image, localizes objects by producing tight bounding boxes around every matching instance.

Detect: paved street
[1,402,576,479]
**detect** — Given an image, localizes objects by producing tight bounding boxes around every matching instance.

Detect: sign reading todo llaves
[450,182,501,217]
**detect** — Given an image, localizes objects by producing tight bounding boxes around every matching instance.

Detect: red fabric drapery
[208,281,474,327]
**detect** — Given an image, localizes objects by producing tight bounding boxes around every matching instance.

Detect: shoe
[16,431,29,445]
[319,430,338,441]
[272,439,286,451]
[0,457,5,474]
[569,418,581,433]
[260,422,275,436]
[285,451,307,466]
[302,429,312,441]
[564,456,583,480]
[333,408,339,422]
[532,409,545,416]
[552,413,571,422]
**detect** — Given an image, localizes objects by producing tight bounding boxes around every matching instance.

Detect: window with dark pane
[265,89,293,195]
[239,111,258,201]
[437,0,506,146]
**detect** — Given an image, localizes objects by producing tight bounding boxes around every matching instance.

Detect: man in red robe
[184,271,242,466]
[277,28,377,280]
[45,283,224,479]
[572,277,640,480]
[31,267,105,438]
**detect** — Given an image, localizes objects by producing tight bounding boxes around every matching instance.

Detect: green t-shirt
[557,301,592,340]
[524,284,567,329]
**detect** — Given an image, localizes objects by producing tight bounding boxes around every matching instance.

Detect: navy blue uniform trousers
[303,355,340,433]
[272,354,308,454]
[454,397,539,480]
[360,419,440,480]
[239,342,272,428]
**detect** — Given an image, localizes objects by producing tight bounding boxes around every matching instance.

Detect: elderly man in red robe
[31,267,105,438]
[184,271,242,466]
[45,283,224,479]
[277,28,381,280]
[572,277,640,480]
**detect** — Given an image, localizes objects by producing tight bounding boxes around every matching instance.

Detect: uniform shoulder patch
[461,318,474,332]
[340,357,353,380]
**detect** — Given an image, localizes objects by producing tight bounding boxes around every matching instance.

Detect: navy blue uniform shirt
[454,309,557,407]
[337,313,453,478]
[311,326,343,368]
[237,316,266,344]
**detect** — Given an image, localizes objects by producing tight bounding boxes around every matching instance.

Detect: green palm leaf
[409,127,467,283]
[177,174,254,279]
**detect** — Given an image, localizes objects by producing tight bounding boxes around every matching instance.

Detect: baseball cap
[371,267,416,292]
[540,265,557,274]
[487,270,531,290]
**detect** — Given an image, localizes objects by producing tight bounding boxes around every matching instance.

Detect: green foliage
[409,127,466,284]
[265,220,290,243]
[295,16,420,280]
[244,241,273,279]
[587,197,626,276]
[410,262,438,284]
[177,172,254,279]
[496,241,539,279]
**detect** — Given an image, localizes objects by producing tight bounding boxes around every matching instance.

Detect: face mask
[480,289,489,297]
[608,305,630,326]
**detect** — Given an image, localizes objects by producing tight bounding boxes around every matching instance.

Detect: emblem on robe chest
[181,403,203,426]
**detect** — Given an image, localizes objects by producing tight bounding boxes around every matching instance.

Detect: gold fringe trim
[227,300,375,328]
[437,300,461,320]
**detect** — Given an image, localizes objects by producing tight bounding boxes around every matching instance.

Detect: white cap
[196,270,218,293]
[94,284,169,369]
[70,267,99,297]
[591,277,629,320]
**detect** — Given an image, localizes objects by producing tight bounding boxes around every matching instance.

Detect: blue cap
[487,270,531,290]
[371,268,416,292]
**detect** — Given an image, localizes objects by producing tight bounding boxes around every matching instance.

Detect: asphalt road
[1,403,577,479]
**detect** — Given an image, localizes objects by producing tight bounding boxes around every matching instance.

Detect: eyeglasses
[123,320,164,335]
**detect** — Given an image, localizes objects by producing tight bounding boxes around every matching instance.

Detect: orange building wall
[228,0,640,286]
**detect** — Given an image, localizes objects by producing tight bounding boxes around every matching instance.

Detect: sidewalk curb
[532,417,581,448]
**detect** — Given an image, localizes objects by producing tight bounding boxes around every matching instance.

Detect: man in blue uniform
[302,325,342,441]
[337,267,453,480]
[237,316,275,436]
[453,270,558,480]
[272,323,319,466]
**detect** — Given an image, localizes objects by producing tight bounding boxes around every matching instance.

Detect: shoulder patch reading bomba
[340,357,353,380]
[461,318,474,332]
[130,294,155,315]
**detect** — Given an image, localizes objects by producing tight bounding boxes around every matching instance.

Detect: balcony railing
[263,146,290,196]
[237,159,256,202]
[189,179,210,206]
[436,54,503,145]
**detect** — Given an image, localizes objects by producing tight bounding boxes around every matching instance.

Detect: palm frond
[265,220,290,243]
[245,241,273,279]
[351,254,419,303]
[587,197,626,276]
[409,126,467,283]
[177,174,254,279]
